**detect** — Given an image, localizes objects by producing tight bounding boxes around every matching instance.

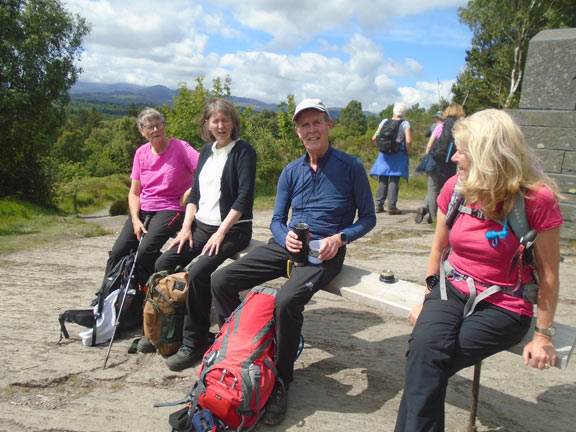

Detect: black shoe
[414,207,428,224]
[376,205,384,213]
[137,336,156,354]
[166,344,206,372]
[262,381,289,425]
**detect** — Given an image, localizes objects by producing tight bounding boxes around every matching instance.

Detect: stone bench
[236,239,576,430]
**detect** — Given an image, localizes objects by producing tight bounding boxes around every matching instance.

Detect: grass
[0,198,109,256]
[0,166,427,256]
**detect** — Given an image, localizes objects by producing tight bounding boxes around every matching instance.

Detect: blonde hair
[452,109,561,219]
[442,103,465,120]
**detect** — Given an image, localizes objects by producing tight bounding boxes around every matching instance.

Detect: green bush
[109,199,129,216]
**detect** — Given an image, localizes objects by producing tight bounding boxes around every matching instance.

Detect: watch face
[340,232,347,243]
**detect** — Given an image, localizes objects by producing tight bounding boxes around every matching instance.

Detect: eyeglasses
[143,122,165,132]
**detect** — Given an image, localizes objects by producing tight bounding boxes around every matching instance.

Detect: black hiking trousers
[154,219,252,350]
[211,239,346,383]
[104,210,184,288]
[394,280,531,432]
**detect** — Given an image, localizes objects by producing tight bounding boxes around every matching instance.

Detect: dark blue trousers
[211,240,345,383]
[394,280,531,432]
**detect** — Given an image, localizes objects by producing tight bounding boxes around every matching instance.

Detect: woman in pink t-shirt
[395,109,563,432]
[103,108,199,295]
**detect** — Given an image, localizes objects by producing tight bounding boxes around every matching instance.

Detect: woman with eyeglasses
[141,98,257,371]
[102,107,199,293]
[395,109,563,431]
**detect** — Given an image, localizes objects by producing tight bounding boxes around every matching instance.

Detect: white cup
[308,240,323,264]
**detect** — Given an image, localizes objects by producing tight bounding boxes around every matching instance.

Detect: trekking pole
[103,215,151,369]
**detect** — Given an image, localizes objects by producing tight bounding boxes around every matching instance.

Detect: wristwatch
[339,231,348,245]
[535,326,556,337]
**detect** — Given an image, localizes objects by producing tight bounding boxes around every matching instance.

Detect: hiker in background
[209,98,376,425]
[369,102,412,215]
[103,107,198,290]
[424,110,443,138]
[415,103,465,224]
[146,98,257,369]
[395,109,563,432]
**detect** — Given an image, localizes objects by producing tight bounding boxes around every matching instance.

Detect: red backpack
[162,286,277,432]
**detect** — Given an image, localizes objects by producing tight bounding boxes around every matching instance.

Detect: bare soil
[1,200,575,432]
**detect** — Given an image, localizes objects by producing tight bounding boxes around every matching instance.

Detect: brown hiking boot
[262,381,289,425]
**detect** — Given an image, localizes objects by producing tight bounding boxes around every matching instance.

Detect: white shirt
[195,140,237,226]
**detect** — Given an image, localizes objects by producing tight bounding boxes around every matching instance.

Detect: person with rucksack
[141,98,257,368]
[369,102,412,214]
[395,109,563,432]
[415,103,465,224]
[208,98,376,426]
[102,108,199,307]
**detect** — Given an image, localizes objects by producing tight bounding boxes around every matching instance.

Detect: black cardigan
[187,139,257,222]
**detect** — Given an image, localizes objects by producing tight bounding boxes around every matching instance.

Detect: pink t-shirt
[438,175,563,316]
[432,122,444,139]
[131,138,199,212]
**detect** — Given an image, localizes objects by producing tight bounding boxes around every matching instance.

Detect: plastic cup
[308,240,323,264]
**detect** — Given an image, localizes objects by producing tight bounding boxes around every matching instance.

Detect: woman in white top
[146,98,257,372]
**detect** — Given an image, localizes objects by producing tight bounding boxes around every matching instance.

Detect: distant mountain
[70,81,280,112]
[68,82,357,118]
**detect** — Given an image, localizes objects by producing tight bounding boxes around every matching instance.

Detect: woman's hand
[132,217,147,240]
[168,229,193,254]
[409,303,423,326]
[202,230,226,256]
[523,333,557,370]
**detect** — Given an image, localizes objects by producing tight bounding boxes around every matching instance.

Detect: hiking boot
[262,381,289,425]
[166,344,206,372]
[388,208,402,215]
[137,336,156,354]
[376,205,384,213]
[414,207,428,224]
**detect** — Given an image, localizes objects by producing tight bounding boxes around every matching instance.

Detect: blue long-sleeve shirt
[270,145,376,247]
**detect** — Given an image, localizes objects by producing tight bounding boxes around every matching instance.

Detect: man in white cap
[210,98,376,425]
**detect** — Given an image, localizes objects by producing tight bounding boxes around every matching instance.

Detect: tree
[0,0,89,203]
[337,100,367,138]
[453,0,576,111]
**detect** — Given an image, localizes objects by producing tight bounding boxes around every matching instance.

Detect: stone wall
[507,28,576,241]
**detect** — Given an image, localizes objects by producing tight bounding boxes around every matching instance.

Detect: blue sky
[63,0,472,111]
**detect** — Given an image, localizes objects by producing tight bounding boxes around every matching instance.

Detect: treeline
[50,75,443,208]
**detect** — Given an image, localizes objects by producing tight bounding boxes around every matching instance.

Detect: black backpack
[430,117,457,164]
[58,250,144,346]
[376,119,404,154]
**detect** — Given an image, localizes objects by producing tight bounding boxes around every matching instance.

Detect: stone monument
[508,28,576,240]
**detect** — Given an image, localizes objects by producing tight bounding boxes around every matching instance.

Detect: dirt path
[1,201,575,432]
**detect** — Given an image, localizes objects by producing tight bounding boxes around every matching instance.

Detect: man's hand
[285,230,303,254]
[318,234,343,261]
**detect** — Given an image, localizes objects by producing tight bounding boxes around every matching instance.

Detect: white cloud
[64,0,468,110]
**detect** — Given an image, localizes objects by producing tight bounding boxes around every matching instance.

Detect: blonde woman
[395,109,563,431]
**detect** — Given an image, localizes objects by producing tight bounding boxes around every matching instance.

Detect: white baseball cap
[292,98,331,122]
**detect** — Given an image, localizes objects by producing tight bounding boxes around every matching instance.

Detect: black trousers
[105,210,184,287]
[154,220,252,349]
[211,240,346,383]
[394,280,531,432]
